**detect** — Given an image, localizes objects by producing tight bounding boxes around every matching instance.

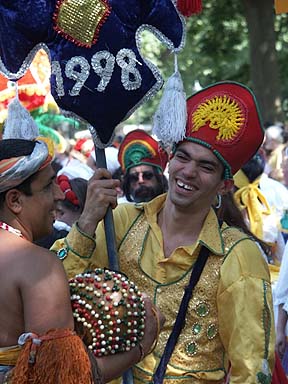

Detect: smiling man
[53,82,275,384]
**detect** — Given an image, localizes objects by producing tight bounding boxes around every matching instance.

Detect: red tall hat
[118,129,168,173]
[184,81,264,179]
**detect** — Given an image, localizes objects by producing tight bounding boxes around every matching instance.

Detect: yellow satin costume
[0,345,20,366]
[52,193,275,384]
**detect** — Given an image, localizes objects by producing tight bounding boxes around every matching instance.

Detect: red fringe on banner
[177,0,202,17]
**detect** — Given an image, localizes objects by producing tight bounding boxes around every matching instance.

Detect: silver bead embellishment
[116,49,142,91]
[91,50,115,92]
[51,61,65,97]
[65,56,90,96]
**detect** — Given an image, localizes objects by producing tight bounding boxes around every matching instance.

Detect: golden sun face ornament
[184,82,265,177]
[191,94,245,142]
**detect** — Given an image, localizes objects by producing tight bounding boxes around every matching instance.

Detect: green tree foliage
[276,12,288,117]
[129,0,288,126]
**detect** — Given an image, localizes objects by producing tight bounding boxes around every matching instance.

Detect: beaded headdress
[69,268,145,357]
[181,81,265,179]
[118,129,168,173]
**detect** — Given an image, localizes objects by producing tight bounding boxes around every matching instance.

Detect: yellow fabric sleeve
[50,204,141,279]
[51,223,96,279]
[218,238,275,383]
[0,345,21,366]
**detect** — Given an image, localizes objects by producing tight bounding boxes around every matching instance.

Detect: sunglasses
[129,171,155,182]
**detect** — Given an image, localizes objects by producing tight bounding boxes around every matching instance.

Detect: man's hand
[276,330,287,359]
[140,295,165,358]
[77,168,120,236]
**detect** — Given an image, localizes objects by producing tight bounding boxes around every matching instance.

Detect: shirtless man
[0,99,162,383]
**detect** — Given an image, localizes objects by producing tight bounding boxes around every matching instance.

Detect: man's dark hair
[0,171,38,208]
[122,166,168,202]
[241,153,265,183]
[0,138,38,207]
[217,191,271,258]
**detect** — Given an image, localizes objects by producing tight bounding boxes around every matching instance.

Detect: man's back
[0,232,24,347]
[0,230,73,347]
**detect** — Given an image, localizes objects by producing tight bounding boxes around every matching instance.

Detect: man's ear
[219,179,234,195]
[5,189,24,214]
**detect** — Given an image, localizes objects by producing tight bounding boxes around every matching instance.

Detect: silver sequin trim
[116,49,142,91]
[91,50,115,92]
[0,43,50,80]
[65,56,90,96]
[51,60,65,97]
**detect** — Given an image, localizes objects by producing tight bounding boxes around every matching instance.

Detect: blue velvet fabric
[0,0,184,144]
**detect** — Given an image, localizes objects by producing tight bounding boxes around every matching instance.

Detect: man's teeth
[177,180,193,191]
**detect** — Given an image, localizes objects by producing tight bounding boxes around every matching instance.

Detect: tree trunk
[242,0,283,125]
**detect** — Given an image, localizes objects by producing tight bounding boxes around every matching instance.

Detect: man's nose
[183,161,197,177]
[53,182,65,200]
[138,173,145,183]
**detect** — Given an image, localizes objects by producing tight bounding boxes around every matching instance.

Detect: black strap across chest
[152,244,211,384]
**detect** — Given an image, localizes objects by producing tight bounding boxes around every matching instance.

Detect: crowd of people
[1,82,288,383]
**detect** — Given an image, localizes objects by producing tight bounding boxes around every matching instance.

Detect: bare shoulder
[18,241,74,332]
[0,233,73,334]
[5,238,67,287]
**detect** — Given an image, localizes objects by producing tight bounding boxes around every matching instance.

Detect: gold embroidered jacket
[52,193,275,384]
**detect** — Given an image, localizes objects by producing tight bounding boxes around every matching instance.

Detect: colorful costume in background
[52,82,275,383]
[118,129,168,174]
[234,169,287,264]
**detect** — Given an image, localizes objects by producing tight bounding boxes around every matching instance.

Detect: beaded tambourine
[69,268,145,357]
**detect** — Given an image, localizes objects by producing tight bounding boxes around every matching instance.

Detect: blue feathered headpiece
[0,0,185,145]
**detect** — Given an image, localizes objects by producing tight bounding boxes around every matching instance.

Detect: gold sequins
[54,0,110,47]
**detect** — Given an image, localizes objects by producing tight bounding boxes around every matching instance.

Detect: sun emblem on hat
[191,94,245,141]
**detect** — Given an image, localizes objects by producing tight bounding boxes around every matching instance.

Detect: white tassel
[3,84,39,140]
[153,55,187,146]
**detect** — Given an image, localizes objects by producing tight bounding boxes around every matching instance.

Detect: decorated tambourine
[69,268,146,357]
[0,0,185,145]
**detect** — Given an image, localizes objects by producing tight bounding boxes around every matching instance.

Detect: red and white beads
[69,268,145,357]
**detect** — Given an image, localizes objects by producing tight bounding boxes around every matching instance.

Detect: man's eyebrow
[176,148,219,167]
[45,174,56,186]
[198,159,219,167]
[175,147,189,156]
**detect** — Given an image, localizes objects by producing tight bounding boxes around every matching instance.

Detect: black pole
[95,147,119,270]
[95,147,134,384]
